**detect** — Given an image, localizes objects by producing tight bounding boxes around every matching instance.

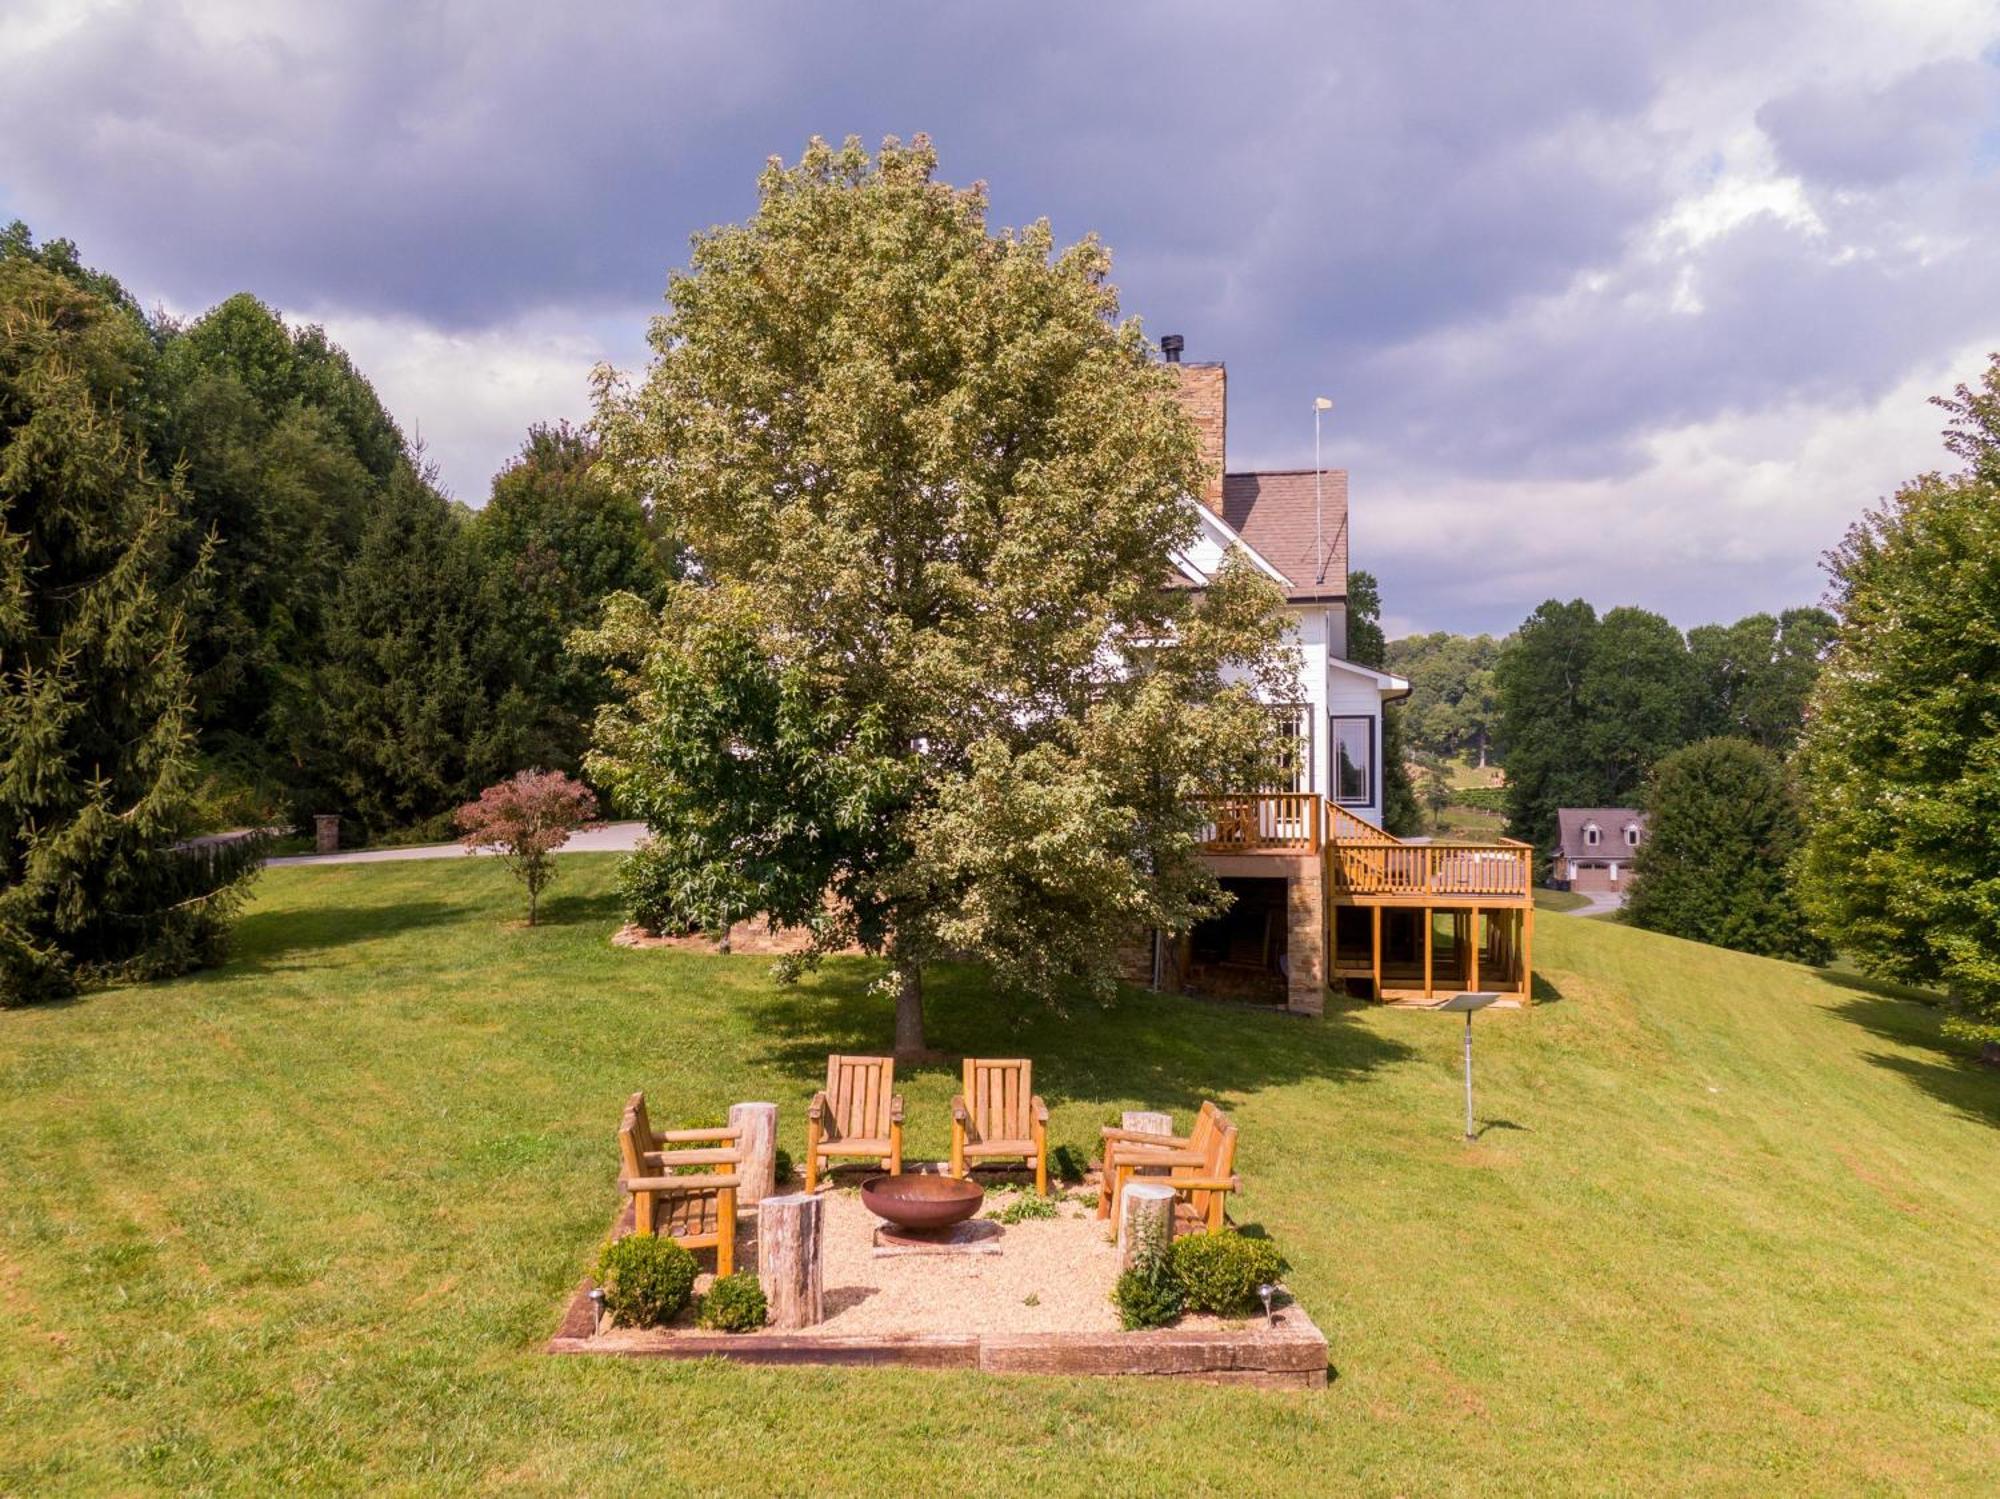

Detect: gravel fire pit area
[548,1185,1328,1386]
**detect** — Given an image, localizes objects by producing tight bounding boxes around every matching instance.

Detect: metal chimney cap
[1160,333,1185,362]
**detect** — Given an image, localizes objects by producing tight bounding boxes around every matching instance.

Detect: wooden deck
[1196,793,1535,1002]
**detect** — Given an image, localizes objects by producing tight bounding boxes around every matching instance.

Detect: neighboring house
[1552,808,1647,896]
[1141,343,1537,1015]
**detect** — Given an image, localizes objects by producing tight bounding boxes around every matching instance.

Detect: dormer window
[1624,824,1641,848]
[1583,823,1600,847]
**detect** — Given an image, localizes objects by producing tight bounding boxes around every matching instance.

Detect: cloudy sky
[4,1,1995,635]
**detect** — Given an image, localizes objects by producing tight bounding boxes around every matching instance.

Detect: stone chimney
[1163,339,1226,513]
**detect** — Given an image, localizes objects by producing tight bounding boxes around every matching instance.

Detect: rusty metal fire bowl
[860,1173,985,1232]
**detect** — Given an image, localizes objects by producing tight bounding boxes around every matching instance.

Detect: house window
[1583,823,1600,847]
[1330,715,1373,806]
[1273,705,1313,794]
[1625,824,1641,848]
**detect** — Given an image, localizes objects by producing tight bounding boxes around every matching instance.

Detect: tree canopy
[1388,630,1503,765]
[1796,356,2000,1047]
[587,136,1295,1052]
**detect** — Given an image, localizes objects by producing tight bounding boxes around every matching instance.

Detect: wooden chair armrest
[646,1147,741,1168]
[950,1095,970,1126]
[1031,1095,1048,1124]
[889,1094,904,1124]
[1100,1126,1189,1147]
[657,1125,743,1144]
[620,1173,744,1192]
[807,1091,830,1122]
[1117,1149,1205,1169]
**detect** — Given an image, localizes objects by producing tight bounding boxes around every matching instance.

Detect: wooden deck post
[1423,905,1433,999]
[1468,908,1481,993]
[1370,905,1382,1000]
[757,1192,824,1329]
[1522,904,1534,1004]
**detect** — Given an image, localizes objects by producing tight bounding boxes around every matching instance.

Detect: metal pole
[1464,1011,1475,1141]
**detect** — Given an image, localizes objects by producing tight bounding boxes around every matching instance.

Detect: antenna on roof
[1313,397,1333,584]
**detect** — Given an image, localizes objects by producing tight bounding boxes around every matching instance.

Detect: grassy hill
[3,857,1996,1495]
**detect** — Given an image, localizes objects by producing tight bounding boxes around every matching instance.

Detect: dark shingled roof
[1221,470,1348,602]
[1555,807,1646,862]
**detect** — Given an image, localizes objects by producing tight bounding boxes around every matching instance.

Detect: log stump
[729,1101,778,1203]
[1116,1182,1176,1271]
[1121,1110,1172,1136]
[757,1192,824,1329]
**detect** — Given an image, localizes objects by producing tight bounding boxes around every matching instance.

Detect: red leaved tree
[456,770,603,925]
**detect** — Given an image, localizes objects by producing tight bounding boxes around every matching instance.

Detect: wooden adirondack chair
[616,1091,743,1275]
[1098,1101,1240,1232]
[1096,1101,1219,1219]
[949,1057,1050,1195]
[804,1055,903,1193]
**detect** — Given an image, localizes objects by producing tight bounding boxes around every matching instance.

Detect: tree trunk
[729,1101,778,1204]
[1117,1182,1176,1271]
[893,962,927,1057]
[757,1192,824,1329]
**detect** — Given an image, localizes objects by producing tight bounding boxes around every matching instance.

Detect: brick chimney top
[1165,358,1226,513]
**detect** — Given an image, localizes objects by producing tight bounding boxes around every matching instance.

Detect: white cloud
[307,306,651,503]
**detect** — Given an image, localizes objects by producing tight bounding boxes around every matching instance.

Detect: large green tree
[1797,358,2000,1048]
[1685,607,1835,753]
[472,422,667,775]
[1495,598,1602,850]
[1387,629,1504,765]
[0,259,257,1002]
[1626,737,1826,962]
[151,294,405,808]
[586,136,1295,1053]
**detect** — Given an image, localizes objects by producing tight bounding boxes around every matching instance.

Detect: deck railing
[1196,792,1533,895]
[1193,793,1322,852]
[1327,838,1533,898]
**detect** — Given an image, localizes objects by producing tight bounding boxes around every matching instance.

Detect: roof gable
[1221,470,1348,601]
[1556,807,1647,860]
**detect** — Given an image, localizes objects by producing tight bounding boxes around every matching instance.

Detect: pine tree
[0,260,257,1002]
[312,467,510,837]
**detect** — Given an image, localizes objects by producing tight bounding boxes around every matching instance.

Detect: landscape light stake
[1258,1283,1278,1327]
[1436,991,1501,1141]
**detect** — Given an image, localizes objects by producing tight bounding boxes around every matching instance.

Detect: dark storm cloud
[4,0,1996,631]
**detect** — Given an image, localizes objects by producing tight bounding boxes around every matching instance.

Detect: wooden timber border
[547,1275,1329,1388]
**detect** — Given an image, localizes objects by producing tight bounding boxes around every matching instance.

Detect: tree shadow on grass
[226,899,464,971]
[1825,987,2000,1130]
[744,959,1417,1119]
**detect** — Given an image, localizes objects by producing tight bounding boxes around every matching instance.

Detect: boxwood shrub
[595,1234,697,1327]
[1170,1229,1286,1317]
[696,1272,768,1332]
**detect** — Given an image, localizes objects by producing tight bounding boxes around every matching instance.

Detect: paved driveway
[267,821,648,866]
[1551,889,1625,918]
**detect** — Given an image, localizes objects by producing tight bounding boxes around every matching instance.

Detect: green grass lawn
[1535,888,1593,913]
[5,857,1999,1495]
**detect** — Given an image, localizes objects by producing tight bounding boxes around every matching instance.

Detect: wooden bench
[617,1091,743,1275]
[1097,1100,1240,1233]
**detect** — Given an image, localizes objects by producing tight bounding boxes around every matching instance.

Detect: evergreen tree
[1626,738,1826,962]
[1797,356,2000,1048]
[1577,606,1694,801]
[0,260,257,1002]
[473,422,666,774]
[1347,570,1420,833]
[312,469,511,837]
